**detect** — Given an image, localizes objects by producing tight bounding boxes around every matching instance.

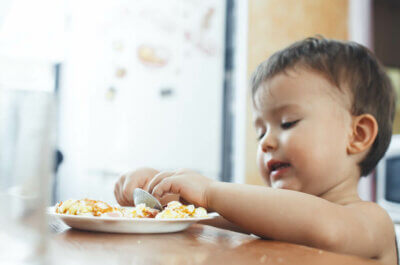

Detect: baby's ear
[347,114,378,155]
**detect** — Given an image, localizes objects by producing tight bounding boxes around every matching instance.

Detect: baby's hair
[251,36,396,176]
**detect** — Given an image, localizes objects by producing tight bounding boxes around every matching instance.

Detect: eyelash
[256,120,300,141]
[257,133,265,141]
[281,120,299,129]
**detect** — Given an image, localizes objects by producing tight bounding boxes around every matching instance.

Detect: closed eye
[281,120,300,129]
[257,132,265,141]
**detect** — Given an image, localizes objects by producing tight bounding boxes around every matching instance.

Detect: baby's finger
[122,176,149,206]
[159,193,180,206]
[122,180,136,205]
[114,182,122,204]
[115,182,128,206]
[152,177,180,200]
[147,171,175,194]
[125,175,149,205]
[114,179,119,197]
[179,197,189,205]
[114,178,123,204]
[119,177,131,206]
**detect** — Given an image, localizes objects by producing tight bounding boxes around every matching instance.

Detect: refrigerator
[57,0,227,203]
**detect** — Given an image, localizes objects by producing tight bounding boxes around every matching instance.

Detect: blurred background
[0,0,399,210]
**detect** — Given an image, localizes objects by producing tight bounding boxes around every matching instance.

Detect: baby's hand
[147,169,215,209]
[114,167,159,206]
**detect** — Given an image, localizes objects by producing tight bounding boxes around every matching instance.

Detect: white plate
[47,207,218,234]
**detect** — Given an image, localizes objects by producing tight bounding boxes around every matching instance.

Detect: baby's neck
[319,175,362,205]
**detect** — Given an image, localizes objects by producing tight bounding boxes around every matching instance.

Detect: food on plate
[156,201,208,219]
[55,198,117,217]
[54,199,208,219]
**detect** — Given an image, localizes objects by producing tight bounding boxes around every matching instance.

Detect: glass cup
[0,87,55,265]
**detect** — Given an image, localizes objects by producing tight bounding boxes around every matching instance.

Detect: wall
[245,0,349,185]
[387,68,400,134]
[373,0,400,68]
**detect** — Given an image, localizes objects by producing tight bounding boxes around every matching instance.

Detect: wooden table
[48,219,380,265]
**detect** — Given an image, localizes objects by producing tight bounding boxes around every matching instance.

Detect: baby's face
[253,68,355,196]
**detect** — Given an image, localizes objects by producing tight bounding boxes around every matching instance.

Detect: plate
[47,207,218,234]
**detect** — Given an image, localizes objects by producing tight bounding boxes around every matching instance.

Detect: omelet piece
[155,201,208,219]
[55,198,116,216]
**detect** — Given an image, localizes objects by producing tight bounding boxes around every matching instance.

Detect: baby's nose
[260,133,278,152]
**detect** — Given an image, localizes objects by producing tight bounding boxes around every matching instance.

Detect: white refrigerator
[57,0,227,203]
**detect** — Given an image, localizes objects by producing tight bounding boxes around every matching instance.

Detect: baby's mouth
[269,162,291,172]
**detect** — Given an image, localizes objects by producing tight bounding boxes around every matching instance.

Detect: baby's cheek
[256,148,270,185]
[287,133,339,179]
[285,134,323,174]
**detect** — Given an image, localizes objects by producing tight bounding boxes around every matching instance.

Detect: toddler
[114,37,397,264]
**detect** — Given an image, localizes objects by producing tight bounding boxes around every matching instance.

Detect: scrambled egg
[55,199,208,219]
[55,198,118,217]
[127,203,159,218]
[156,201,208,219]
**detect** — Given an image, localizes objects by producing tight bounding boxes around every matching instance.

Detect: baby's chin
[271,178,302,191]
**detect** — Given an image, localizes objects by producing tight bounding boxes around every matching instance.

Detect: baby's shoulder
[346,201,396,262]
[346,201,394,232]
[347,201,392,222]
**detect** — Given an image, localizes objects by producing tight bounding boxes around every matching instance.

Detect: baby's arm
[207,182,396,262]
[199,215,251,234]
[149,171,395,261]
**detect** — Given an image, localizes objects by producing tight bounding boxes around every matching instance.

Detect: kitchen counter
[48,218,380,265]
